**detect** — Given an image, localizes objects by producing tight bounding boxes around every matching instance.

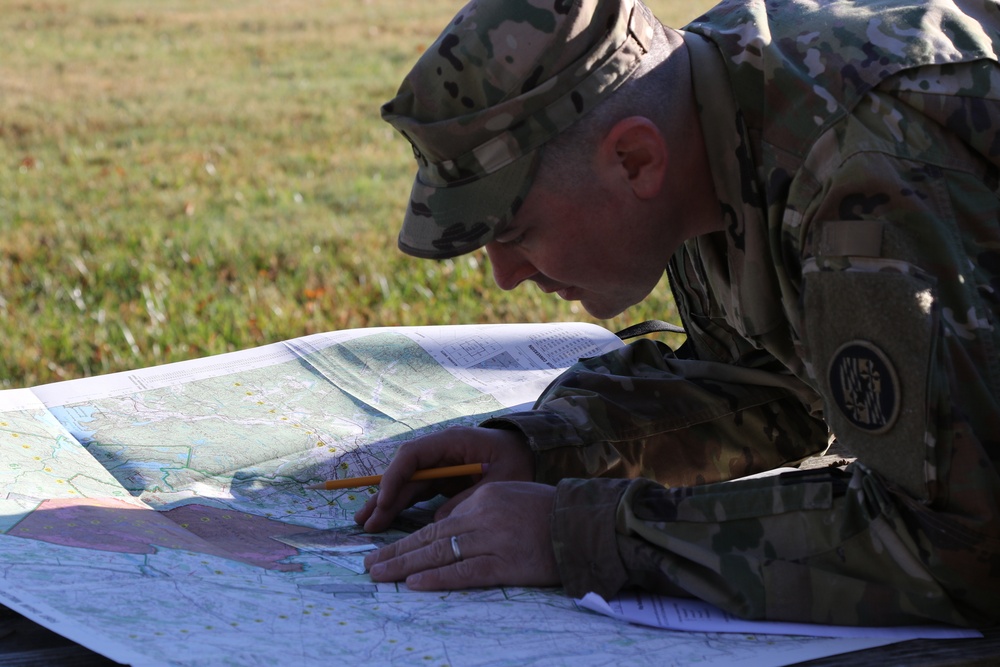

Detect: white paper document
[577,592,982,639]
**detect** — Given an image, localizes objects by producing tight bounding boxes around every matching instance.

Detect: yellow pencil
[306,463,484,490]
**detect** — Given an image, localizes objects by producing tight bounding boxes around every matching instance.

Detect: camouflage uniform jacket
[484,0,1000,626]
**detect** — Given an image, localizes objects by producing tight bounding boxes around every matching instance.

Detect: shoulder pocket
[801,262,941,503]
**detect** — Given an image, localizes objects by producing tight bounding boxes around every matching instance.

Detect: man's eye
[504,233,526,246]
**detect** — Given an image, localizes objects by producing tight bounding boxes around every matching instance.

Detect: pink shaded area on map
[8,497,305,572]
[161,504,309,571]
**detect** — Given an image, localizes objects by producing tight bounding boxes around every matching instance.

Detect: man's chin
[579,299,630,320]
[552,287,634,319]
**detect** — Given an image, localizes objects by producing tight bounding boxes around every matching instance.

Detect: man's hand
[354,426,535,533]
[363,481,560,590]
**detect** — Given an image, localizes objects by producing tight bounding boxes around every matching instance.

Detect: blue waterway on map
[47,405,99,443]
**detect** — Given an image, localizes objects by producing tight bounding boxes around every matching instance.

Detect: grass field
[1,0,715,389]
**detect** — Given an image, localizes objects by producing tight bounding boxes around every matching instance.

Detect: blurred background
[1,0,714,389]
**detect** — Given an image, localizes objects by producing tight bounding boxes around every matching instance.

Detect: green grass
[0,0,715,389]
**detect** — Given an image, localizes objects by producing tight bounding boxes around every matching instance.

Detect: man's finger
[404,556,497,591]
[364,519,445,567]
[367,531,467,582]
[353,491,379,525]
[361,481,423,533]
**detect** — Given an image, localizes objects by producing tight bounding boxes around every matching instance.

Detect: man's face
[483,178,670,319]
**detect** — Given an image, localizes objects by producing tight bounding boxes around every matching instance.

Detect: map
[0,324,909,666]
[46,331,512,519]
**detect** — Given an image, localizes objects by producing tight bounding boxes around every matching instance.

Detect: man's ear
[597,116,667,200]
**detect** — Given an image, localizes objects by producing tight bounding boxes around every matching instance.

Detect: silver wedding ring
[450,535,463,562]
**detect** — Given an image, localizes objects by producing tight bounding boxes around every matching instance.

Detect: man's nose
[484,243,536,291]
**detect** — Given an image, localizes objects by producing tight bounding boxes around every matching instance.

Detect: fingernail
[369,563,384,577]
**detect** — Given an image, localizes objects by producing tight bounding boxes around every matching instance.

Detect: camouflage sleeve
[552,463,999,626]
[482,337,831,488]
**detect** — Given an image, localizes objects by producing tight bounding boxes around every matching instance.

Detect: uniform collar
[680,30,782,336]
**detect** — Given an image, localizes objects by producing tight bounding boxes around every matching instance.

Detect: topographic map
[0,324,902,666]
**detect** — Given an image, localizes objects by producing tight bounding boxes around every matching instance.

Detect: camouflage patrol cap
[382,0,656,259]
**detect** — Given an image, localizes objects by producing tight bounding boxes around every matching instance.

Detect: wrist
[477,421,536,482]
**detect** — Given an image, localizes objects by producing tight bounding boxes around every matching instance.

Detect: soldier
[355,0,1000,627]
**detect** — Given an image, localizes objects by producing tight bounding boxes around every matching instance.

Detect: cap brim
[397,150,540,260]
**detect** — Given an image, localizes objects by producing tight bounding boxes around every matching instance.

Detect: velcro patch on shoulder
[827,341,901,434]
[803,268,935,502]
